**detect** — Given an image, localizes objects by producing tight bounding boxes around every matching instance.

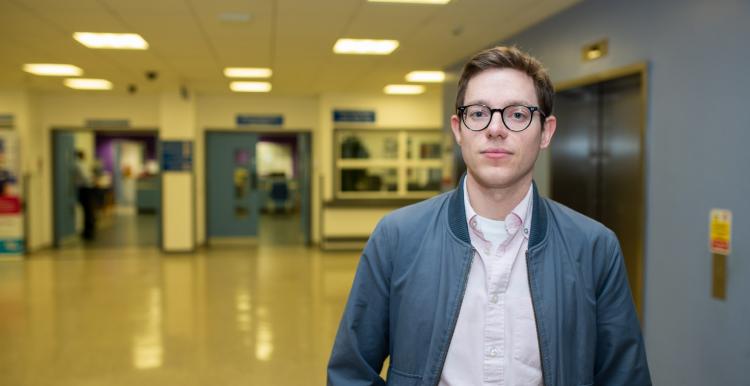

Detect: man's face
[451,68,556,191]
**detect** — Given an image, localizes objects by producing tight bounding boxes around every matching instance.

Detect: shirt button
[490,348,497,357]
[524,228,529,235]
[491,294,499,304]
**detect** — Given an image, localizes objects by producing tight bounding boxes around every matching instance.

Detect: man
[327,46,651,385]
[74,150,96,240]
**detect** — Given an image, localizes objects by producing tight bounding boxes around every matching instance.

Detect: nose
[485,111,509,138]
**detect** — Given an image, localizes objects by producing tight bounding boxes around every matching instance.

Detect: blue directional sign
[236,114,284,126]
[333,110,376,123]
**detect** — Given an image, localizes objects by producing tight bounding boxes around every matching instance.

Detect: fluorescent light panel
[74,32,148,49]
[406,71,445,83]
[230,81,272,92]
[64,78,113,90]
[224,67,272,78]
[23,64,82,76]
[368,0,450,4]
[334,39,399,55]
[384,84,425,95]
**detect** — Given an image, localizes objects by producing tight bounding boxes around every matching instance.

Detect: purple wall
[95,132,157,174]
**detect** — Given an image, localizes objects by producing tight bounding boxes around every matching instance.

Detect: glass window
[340,168,397,192]
[407,167,442,191]
[338,131,399,160]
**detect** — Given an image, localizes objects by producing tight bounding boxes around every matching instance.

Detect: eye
[506,106,531,122]
[466,106,489,119]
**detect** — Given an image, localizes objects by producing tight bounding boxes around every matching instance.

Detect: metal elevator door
[551,73,645,315]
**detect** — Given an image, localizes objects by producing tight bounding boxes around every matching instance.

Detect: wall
[443,0,749,383]
[8,87,444,250]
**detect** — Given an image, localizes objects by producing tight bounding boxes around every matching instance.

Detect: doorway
[205,131,312,246]
[52,129,160,248]
[550,65,647,316]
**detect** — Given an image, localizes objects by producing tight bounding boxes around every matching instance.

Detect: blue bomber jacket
[327,180,652,386]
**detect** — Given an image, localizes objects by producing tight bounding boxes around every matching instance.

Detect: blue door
[207,133,260,238]
[53,132,77,244]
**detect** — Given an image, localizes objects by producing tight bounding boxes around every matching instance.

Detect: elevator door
[551,73,644,313]
[207,132,260,239]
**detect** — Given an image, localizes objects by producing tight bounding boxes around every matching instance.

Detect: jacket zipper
[526,250,548,386]
[432,247,475,386]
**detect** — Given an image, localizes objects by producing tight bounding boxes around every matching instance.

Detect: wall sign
[333,110,376,123]
[161,141,193,171]
[710,209,732,255]
[236,114,284,126]
[85,119,130,129]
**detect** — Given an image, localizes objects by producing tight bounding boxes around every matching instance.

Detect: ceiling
[0,0,580,96]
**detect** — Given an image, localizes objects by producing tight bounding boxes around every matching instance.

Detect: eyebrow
[464,99,537,107]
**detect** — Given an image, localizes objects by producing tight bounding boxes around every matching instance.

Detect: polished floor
[0,213,360,385]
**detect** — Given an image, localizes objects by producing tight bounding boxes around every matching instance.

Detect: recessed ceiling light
[73,32,149,50]
[224,67,272,78]
[368,0,451,3]
[230,81,272,93]
[333,39,399,55]
[384,84,425,95]
[405,71,445,83]
[64,78,113,90]
[23,64,83,76]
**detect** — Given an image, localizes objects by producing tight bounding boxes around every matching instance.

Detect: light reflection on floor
[0,238,360,385]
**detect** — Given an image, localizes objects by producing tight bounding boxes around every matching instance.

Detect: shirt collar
[463,178,534,239]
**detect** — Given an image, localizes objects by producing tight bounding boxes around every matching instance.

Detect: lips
[481,148,512,159]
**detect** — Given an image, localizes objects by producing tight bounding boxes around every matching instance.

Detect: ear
[450,114,462,145]
[540,115,556,149]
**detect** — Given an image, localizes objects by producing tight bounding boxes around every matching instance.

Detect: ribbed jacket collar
[447,174,547,249]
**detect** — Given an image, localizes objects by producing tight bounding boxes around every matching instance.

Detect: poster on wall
[0,129,24,254]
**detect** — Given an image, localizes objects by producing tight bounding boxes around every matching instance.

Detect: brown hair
[455,46,554,117]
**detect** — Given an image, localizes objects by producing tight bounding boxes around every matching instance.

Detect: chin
[468,165,529,190]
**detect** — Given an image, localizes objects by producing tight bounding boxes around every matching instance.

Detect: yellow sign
[710,209,732,255]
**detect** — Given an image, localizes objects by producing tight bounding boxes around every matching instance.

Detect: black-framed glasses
[457,104,545,132]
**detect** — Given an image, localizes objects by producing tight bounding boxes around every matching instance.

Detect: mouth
[481,148,512,159]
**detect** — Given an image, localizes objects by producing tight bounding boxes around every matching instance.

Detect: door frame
[203,128,314,247]
[554,62,649,320]
[50,126,161,248]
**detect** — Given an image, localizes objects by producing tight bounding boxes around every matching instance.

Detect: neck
[465,174,532,220]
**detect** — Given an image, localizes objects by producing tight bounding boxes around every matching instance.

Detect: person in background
[327,46,651,385]
[74,150,96,240]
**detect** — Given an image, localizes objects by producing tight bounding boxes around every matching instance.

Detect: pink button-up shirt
[439,182,542,385]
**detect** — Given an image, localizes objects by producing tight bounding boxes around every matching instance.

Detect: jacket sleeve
[327,219,393,386]
[593,232,652,385]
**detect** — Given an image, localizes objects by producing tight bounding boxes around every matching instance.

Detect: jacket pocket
[386,367,422,386]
